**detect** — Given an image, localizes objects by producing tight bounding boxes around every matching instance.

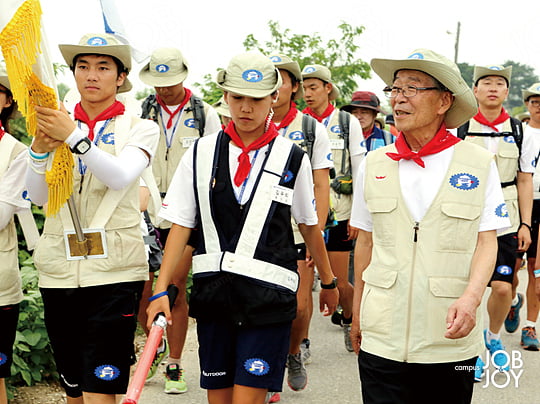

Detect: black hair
[284,70,299,101]
[0,86,15,132]
[71,53,128,77]
[474,75,509,88]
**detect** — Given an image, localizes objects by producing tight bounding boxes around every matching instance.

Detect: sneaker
[504,293,524,333]
[331,307,343,326]
[146,339,169,380]
[266,392,281,403]
[343,324,354,352]
[474,356,485,382]
[484,330,509,371]
[300,338,311,365]
[164,363,187,394]
[521,326,540,351]
[287,352,307,391]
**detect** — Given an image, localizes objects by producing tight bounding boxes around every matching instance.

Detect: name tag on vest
[182,137,198,148]
[330,138,344,150]
[271,185,293,205]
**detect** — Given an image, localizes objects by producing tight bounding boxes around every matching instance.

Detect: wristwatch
[70,137,92,155]
[320,277,338,289]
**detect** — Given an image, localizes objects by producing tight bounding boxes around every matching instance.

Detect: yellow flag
[0,0,73,216]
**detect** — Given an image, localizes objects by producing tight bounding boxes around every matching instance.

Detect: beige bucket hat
[213,95,231,118]
[269,54,304,100]
[216,52,282,98]
[473,65,512,86]
[0,62,20,119]
[522,83,540,102]
[59,33,132,93]
[301,64,339,100]
[370,48,477,129]
[139,47,189,87]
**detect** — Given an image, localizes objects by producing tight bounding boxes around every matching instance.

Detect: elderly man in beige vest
[350,49,510,404]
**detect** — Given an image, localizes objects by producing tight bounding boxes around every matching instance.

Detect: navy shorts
[325,220,354,252]
[490,233,518,284]
[41,281,143,397]
[197,319,291,392]
[0,304,19,378]
[521,199,540,259]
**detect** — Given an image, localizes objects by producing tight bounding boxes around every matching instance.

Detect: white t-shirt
[526,125,540,198]
[160,137,319,229]
[0,149,30,230]
[350,146,511,233]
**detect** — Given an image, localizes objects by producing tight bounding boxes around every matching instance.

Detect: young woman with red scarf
[147,52,338,404]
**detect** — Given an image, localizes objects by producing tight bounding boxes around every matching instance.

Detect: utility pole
[454,21,461,63]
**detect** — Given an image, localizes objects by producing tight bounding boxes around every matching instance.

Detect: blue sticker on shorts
[496,265,512,275]
[244,358,270,376]
[495,203,508,218]
[94,364,120,381]
[0,353,7,366]
[449,173,479,190]
[283,170,294,183]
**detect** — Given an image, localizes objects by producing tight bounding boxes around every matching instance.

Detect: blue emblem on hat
[270,56,282,63]
[489,66,502,70]
[289,131,304,141]
[242,70,263,83]
[330,125,341,134]
[87,37,108,46]
[495,203,508,218]
[283,170,294,183]
[449,173,479,190]
[94,365,120,381]
[496,265,512,275]
[155,64,170,73]
[244,358,269,376]
[408,52,424,60]
[185,118,195,128]
[303,66,316,74]
[536,85,540,91]
[503,136,516,144]
[0,353,7,366]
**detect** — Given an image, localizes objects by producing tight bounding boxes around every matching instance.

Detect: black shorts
[325,220,354,252]
[40,281,144,397]
[522,199,540,259]
[0,304,19,378]
[295,243,306,260]
[156,227,200,251]
[197,319,291,392]
[358,350,475,404]
[490,233,518,284]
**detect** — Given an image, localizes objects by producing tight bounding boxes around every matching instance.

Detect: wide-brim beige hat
[269,54,304,100]
[473,65,512,86]
[371,49,477,129]
[59,33,132,93]
[213,96,231,118]
[0,62,20,119]
[216,52,282,98]
[522,82,540,102]
[139,47,189,87]
[301,64,339,100]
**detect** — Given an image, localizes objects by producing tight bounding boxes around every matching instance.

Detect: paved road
[135,268,539,403]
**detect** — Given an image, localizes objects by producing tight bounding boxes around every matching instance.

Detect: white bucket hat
[301,64,339,101]
[139,47,189,87]
[473,65,512,87]
[370,48,477,129]
[0,62,20,119]
[269,54,304,100]
[216,52,282,98]
[59,33,132,93]
[522,83,540,102]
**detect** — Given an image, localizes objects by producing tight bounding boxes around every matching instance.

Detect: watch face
[77,139,91,154]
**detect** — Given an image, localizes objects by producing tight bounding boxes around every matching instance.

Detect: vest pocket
[366,198,397,246]
[496,147,519,184]
[360,267,397,336]
[438,203,480,252]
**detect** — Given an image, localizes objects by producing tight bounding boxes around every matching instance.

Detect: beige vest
[34,114,150,288]
[462,118,519,235]
[360,141,492,363]
[0,134,26,305]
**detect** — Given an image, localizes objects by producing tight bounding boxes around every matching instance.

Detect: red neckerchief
[156,88,192,129]
[363,126,374,139]
[276,102,298,129]
[74,101,125,141]
[473,108,510,132]
[302,103,334,123]
[0,125,4,141]
[386,124,460,168]
[224,121,280,186]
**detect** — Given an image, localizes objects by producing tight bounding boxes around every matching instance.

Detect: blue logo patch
[289,131,304,141]
[330,125,341,134]
[244,358,269,376]
[0,353,7,366]
[185,118,195,128]
[489,66,502,71]
[94,365,120,381]
[22,190,31,201]
[503,136,516,144]
[496,265,512,275]
[408,52,424,60]
[495,203,508,218]
[242,70,263,83]
[327,152,333,161]
[155,64,169,73]
[536,85,540,91]
[449,173,479,190]
[100,132,115,145]
[87,36,108,46]
[283,170,294,183]
[533,158,537,168]
[269,55,282,63]
[303,66,316,74]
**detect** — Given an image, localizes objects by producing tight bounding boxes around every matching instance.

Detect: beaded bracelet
[148,290,168,302]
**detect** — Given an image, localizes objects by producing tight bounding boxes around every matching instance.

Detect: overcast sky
[37,0,539,99]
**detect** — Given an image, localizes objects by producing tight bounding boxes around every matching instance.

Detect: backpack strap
[338,110,351,175]
[457,121,469,140]
[186,95,206,137]
[141,94,158,122]
[301,113,317,160]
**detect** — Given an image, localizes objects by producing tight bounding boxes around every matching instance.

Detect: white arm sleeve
[25,152,49,206]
